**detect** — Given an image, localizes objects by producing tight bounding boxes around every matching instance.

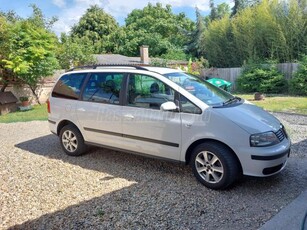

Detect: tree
[186,8,206,58]
[1,5,59,95]
[209,0,218,21]
[231,0,246,16]
[0,15,14,91]
[216,3,231,19]
[0,10,23,92]
[160,45,187,60]
[71,5,119,54]
[274,0,307,61]
[27,4,58,30]
[121,3,194,57]
[0,10,21,23]
[2,19,59,103]
[204,0,306,67]
[231,0,261,17]
[107,27,127,54]
[204,16,237,67]
[231,0,288,63]
[57,33,96,69]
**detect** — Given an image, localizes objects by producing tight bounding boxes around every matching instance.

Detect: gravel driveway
[0,113,306,230]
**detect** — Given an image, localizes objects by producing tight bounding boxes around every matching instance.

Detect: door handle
[124,114,134,120]
[185,123,192,128]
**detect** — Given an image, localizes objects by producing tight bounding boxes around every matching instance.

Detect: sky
[0,0,231,36]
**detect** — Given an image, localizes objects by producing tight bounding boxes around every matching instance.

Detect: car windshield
[164,72,238,107]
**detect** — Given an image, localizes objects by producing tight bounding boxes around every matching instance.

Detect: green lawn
[236,94,307,115]
[0,104,48,123]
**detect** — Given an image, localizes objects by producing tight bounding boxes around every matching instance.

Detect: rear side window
[52,73,87,99]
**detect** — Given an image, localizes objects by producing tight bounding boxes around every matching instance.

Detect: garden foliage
[236,64,288,94]
[289,56,307,96]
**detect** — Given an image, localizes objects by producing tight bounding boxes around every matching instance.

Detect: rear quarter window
[52,73,87,99]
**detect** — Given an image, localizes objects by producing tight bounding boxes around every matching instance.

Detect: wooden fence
[276,63,299,79]
[201,63,299,87]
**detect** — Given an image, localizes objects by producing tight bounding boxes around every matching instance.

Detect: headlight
[250,131,280,147]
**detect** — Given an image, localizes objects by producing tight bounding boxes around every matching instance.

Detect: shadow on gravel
[12,134,307,229]
[15,134,189,183]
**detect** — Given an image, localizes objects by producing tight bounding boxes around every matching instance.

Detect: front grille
[275,128,285,142]
[281,126,288,138]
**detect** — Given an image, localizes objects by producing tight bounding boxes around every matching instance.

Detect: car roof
[66,65,183,75]
[141,66,184,74]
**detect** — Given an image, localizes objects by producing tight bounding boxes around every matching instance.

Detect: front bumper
[251,148,290,161]
[238,138,291,177]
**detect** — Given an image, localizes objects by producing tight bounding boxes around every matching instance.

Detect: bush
[289,56,307,96]
[160,48,187,61]
[236,64,288,94]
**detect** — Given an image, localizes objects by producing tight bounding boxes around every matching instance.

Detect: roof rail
[66,64,149,72]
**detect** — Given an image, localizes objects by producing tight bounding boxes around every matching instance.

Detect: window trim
[178,93,203,115]
[79,72,92,100]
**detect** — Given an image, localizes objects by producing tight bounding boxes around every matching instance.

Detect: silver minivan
[48,66,291,189]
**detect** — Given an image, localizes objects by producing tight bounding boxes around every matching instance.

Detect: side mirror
[160,101,177,111]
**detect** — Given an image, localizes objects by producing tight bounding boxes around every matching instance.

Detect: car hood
[213,102,281,134]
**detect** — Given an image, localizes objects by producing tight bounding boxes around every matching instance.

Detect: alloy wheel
[62,130,78,152]
[195,151,224,184]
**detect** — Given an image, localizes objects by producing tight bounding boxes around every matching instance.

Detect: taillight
[47,99,51,113]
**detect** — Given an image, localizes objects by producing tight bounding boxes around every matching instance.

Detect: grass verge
[0,104,48,123]
[236,94,307,115]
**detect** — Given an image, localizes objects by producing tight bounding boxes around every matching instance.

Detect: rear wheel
[59,124,87,156]
[190,142,240,190]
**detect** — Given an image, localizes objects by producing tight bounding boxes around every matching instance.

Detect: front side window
[128,74,175,110]
[82,73,124,104]
[52,73,87,99]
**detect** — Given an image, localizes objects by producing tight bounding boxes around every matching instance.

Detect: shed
[0,92,18,115]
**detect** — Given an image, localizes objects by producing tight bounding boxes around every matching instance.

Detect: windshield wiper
[223,96,241,106]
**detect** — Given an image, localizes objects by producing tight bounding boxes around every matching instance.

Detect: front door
[121,73,182,160]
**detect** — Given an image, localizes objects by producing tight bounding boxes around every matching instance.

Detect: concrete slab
[259,189,307,230]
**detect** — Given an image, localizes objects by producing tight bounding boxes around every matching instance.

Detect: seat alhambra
[48,66,291,189]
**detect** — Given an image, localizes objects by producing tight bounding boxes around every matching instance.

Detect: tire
[190,142,240,190]
[59,124,88,156]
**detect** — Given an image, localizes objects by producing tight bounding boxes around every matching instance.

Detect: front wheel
[190,142,241,190]
[59,124,87,156]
